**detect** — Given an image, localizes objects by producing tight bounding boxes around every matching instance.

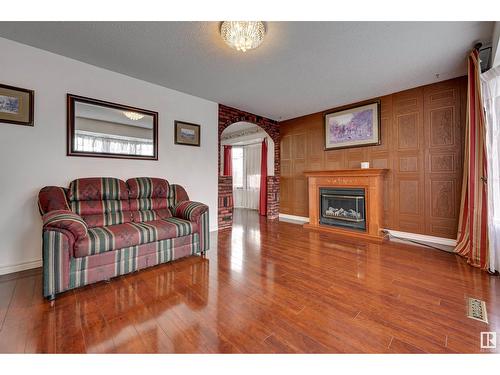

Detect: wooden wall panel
[279,77,466,239]
[423,79,464,238]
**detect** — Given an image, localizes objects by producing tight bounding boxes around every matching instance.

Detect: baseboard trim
[384,229,456,247]
[279,213,309,223]
[0,259,42,276]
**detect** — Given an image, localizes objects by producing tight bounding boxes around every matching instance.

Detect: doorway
[220,122,275,213]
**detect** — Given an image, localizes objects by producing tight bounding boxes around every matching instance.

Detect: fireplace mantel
[304,168,388,242]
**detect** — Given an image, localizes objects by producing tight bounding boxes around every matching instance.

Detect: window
[75,131,153,156]
[232,147,244,188]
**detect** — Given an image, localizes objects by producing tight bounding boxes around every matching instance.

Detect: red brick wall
[218,104,280,225]
[266,176,280,219]
[218,176,233,230]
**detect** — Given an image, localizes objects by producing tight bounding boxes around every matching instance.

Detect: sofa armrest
[173,201,209,223]
[42,210,88,240]
[38,186,70,215]
[173,201,210,253]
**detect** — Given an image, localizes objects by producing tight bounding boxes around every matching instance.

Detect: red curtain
[455,48,489,270]
[223,145,232,176]
[259,139,268,216]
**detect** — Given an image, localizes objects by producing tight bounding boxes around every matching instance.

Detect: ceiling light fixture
[220,21,265,52]
[123,111,144,121]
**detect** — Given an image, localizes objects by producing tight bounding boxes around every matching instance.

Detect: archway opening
[220,122,275,214]
[217,104,280,229]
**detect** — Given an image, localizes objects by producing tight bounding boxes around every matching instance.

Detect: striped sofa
[38,177,209,300]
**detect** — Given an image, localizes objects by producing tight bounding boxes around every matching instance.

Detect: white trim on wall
[0,259,43,276]
[278,213,457,247]
[383,229,457,247]
[279,213,309,223]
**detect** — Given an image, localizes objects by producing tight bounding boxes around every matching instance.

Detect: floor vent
[467,298,488,324]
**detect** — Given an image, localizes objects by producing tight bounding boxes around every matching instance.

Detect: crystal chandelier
[220,21,265,52]
[123,111,144,121]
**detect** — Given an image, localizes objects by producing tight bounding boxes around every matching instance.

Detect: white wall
[0,37,219,275]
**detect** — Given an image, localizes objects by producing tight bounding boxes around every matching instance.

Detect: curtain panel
[223,145,232,176]
[481,65,500,273]
[259,139,268,216]
[233,144,261,210]
[455,49,489,270]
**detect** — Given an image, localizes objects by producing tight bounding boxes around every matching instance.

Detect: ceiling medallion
[220,21,265,52]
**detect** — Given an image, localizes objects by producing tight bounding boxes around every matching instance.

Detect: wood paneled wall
[280,77,466,239]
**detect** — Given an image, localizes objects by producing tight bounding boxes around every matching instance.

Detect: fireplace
[305,169,387,242]
[320,187,366,231]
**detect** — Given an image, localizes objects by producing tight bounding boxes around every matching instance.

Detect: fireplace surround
[304,169,388,242]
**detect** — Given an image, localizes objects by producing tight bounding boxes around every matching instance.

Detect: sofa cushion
[127,177,169,199]
[69,177,129,201]
[74,218,197,257]
[127,177,172,223]
[38,186,70,214]
[68,178,132,228]
[163,217,198,237]
[167,184,190,209]
[131,208,172,223]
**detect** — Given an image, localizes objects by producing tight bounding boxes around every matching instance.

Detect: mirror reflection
[68,95,158,159]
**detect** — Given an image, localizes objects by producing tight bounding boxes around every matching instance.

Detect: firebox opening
[319,187,366,231]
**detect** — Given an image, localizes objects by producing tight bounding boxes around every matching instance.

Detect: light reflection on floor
[230,224,244,273]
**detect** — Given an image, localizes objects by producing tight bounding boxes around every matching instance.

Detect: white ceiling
[76,102,154,128]
[0,22,493,120]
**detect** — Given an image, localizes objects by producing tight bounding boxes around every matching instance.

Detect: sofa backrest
[68,177,131,228]
[127,177,173,222]
[39,177,193,227]
[167,184,190,209]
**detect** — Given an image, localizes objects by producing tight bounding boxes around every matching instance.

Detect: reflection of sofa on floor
[38,177,209,300]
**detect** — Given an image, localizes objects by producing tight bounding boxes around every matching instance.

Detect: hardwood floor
[0,208,498,353]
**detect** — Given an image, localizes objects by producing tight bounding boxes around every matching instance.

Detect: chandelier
[220,21,265,52]
[123,111,144,121]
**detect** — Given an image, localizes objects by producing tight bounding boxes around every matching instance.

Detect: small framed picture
[324,100,381,150]
[0,83,34,126]
[174,120,200,147]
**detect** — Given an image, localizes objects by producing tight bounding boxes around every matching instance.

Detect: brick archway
[218,104,280,228]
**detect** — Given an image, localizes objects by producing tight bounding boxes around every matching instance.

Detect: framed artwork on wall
[0,83,34,126]
[174,120,201,146]
[324,100,381,150]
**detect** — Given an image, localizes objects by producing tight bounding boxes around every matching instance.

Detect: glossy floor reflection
[0,208,498,353]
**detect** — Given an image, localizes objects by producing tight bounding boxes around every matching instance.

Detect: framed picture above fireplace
[324,100,381,150]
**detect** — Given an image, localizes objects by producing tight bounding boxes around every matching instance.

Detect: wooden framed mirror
[67,94,158,160]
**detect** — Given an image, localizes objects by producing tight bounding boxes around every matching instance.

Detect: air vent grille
[467,297,488,324]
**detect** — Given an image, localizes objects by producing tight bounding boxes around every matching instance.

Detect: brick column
[266,176,280,219]
[218,176,233,229]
